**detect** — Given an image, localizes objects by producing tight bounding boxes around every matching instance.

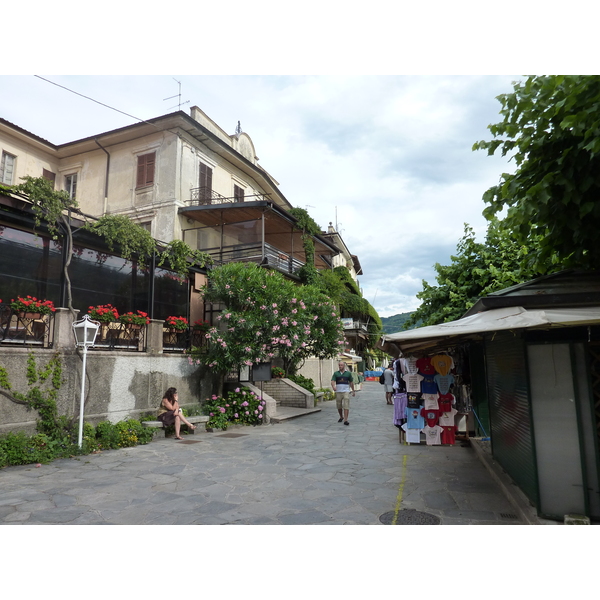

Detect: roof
[378,306,600,356]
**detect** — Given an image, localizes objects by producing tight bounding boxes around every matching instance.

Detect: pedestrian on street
[331,361,356,426]
[383,363,395,405]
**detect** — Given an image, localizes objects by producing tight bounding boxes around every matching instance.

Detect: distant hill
[380,312,420,334]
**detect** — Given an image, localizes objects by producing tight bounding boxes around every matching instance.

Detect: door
[528,343,600,519]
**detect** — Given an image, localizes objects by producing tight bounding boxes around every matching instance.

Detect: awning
[341,352,363,363]
[378,306,600,356]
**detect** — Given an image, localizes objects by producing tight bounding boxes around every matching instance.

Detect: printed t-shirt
[420,374,438,394]
[438,393,455,412]
[406,393,422,408]
[406,356,419,375]
[422,393,439,410]
[331,370,353,393]
[416,357,436,375]
[420,408,441,428]
[401,423,422,444]
[406,407,425,429]
[438,408,458,427]
[441,426,456,445]
[423,425,443,445]
[434,373,454,395]
[431,354,454,376]
[403,373,424,393]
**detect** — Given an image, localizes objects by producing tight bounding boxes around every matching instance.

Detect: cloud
[1,74,519,317]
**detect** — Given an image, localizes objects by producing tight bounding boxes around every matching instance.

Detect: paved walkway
[0,382,529,525]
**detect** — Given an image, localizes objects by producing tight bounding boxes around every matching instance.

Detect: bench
[142,414,210,438]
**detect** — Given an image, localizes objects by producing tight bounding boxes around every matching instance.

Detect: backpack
[379,371,385,384]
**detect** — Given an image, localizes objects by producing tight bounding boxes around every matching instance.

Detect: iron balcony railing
[204,242,304,275]
[0,304,55,348]
[189,188,271,205]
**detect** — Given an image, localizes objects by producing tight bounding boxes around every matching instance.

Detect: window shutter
[199,162,213,200]
[137,152,156,188]
[43,169,56,188]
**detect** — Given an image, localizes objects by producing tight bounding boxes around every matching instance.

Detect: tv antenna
[163,78,190,111]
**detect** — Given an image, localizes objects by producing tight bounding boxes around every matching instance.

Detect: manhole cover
[176,440,203,444]
[379,509,441,525]
[217,433,248,438]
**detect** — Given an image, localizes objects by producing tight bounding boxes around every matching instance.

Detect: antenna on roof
[163,78,190,111]
[235,121,242,136]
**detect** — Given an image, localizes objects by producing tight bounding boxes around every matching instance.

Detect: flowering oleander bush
[88,304,119,323]
[202,387,266,430]
[188,263,346,376]
[165,315,188,330]
[119,310,150,326]
[10,296,56,315]
[271,366,285,378]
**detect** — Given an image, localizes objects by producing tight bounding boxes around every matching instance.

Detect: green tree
[473,75,600,271]
[404,219,548,328]
[190,263,345,375]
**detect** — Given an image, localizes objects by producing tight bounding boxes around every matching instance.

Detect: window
[234,184,244,202]
[64,173,77,200]
[199,162,213,201]
[43,169,56,188]
[136,152,155,189]
[0,151,16,184]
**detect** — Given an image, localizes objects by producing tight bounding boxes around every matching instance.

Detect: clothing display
[391,349,469,446]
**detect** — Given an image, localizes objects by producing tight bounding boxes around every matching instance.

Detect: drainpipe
[94,138,110,215]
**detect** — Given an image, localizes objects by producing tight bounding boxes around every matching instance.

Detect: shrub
[288,374,316,396]
[202,387,266,430]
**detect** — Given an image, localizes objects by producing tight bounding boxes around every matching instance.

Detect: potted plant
[119,310,150,328]
[192,318,210,332]
[87,304,119,323]
[165,316,188,331]
[10,296,56,318]
[271,366,285,379]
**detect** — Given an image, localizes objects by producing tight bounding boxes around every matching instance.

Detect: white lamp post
[72,314,100,448]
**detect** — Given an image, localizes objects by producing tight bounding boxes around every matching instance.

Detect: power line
[34,75,160,129]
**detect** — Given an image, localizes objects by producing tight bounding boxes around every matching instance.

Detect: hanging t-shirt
[438,408,458,427]
[423,425,443,445]
[420,373,438,394]
[441,426,456,445]
[406,356,419,375]
[403,373,424,393]
[406,407,426,429]
[406,393,422,408]
[401,422,422,444]
[416,356,436,375]
[431,354,454,376]
[438,393,455,413]
[434,373,454,395]
[420,408,441,428]
[422,393,439,410]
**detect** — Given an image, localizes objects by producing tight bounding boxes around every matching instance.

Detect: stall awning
[378,306,600,356]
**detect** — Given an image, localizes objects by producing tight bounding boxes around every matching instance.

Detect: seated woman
[158,387,196,440]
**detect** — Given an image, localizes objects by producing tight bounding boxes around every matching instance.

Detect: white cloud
[1,74,519,317]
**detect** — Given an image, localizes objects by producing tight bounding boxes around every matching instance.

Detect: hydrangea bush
[202,386,266,430]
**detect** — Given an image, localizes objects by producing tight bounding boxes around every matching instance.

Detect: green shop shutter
[485,331,538,507]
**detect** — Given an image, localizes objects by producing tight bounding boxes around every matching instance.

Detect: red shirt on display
[420,408,441,428]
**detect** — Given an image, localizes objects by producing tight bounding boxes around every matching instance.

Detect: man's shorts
[336,391,351,410]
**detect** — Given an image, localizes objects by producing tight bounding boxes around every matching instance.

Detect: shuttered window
[43,168,56,188]
[136,152,156,188]
[0,151,16,184]
[234,184,244,202]
[199,162,212,201]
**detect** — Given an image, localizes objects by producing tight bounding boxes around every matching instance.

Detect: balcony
[342,318,369,332]
[0,304,55,347]
[180,199,338,274]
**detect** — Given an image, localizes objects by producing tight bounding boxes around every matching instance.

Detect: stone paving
[0,382,524,525]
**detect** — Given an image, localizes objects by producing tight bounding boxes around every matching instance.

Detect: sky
[1,73,519,317]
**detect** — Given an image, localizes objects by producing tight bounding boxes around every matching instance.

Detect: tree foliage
[190,263,346,375]
[404,219,550,328]
[473,75,600,271]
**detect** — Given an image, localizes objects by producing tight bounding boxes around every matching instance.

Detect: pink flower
[259,414,263,419]
[235,388,240,393]
[245,411,249,415]
[235,413,239,418]
[272,303,277,308]
[219,407,226,413]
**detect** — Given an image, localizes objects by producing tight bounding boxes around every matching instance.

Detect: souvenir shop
[389,347,475,446]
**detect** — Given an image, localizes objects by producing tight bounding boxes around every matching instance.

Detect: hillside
[380,312,419,334]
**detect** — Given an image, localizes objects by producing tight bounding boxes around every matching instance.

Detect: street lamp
[72,314,100,448]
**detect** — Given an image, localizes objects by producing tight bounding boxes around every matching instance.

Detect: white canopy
[379,306,600,356]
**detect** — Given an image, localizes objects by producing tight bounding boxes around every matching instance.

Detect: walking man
[331,361,356,426]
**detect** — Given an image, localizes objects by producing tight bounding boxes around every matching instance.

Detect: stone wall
[0,309,219,435]
[260,378,314,409]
